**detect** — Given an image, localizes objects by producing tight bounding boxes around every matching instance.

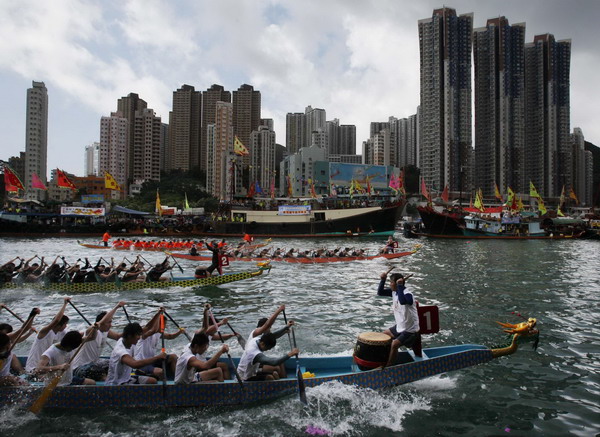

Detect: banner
[81,194,105,204]
[278,205,311,216]
[61,206,105,216]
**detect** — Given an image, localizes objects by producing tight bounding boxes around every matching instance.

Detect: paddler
[377,271,421,365]
[102,230,111,247]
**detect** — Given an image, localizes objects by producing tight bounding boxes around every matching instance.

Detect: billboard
[81,194,104,204]
[329,163,391,188]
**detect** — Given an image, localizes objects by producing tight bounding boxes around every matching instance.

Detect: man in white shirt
[237,332,298,381]
[174,332,229,384]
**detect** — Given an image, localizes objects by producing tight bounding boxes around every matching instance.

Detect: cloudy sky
[1,0,599,176]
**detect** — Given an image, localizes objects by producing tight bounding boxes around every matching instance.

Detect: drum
[353,332,392,370]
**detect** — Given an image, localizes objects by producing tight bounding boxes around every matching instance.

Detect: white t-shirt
[41,344,73,386]
[393,286,420,333]
[237,337,262,381]
[174,348,203,384]
[26,330,58,372]
[133,333,161,360]
[105,338,134,385]
[0,352,13,377]
[72,329,108,370]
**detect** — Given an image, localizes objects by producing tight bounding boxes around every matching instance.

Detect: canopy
[111,205,150,215]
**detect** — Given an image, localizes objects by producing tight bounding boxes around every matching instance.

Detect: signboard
[60,206,105,217]
[417,305,439,334]
[329,163,391,188]
[81,194,104,204]
[278,205,311,216]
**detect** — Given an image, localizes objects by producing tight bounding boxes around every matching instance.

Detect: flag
[420,177,431,202]
[557,207,565,217]
[494,183,503,201]
[247,182,255,198]
[537,196,547,215]
[56,169,77,191]
[389,173,399,194]
[3,165,25,191]
[441,185,449,203]
[31,172,47,190]
[255,180,263,195]
[506,187,517,211]
[349,179,355,198]
[104,172,121,191]
[559,185,566,209]
[517,196,524,211]
[234,136,249,156]
[270,177,275,199]
[569,188,579,204]
[286,174,293,197]
[155,189,162,216]
[354,179,364,193]
[529,181,541,199]
[184,192,190,210]
[474,188,485,212]
[399,169,406,195]
[308,178,317,198]
[366,177,373,197]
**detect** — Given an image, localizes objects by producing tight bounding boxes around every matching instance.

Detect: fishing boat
[167,246,420,264]
[0,320,539,410]
[417,205,467,235]
[0,265,270,293]
[207,200,405,238]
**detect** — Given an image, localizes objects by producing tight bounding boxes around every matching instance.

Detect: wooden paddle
[169,255,184,274]
[159,312,168,400]
[226,321,246,349]
[1,305,38,333]
[0,309,37,370]
[163,310,191,341]
[122,305,132,323]
[68,300,113,351]
[208,309,244,389]
[29,327,96,415]
[282,309,307,404]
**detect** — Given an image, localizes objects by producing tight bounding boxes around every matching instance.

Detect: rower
[145,257,172,282]
[174,332,229,384]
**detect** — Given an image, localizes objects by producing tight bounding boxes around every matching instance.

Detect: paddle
[169,255,184,274]
[122,305,132,323]
[29,326,97,415]
[159,311,168,400]
[0,308,37,370]
[226,321,246,349]
[208,309,244,389]
[282,309,307,405]
[68,300,113,351]
[1,305,38,333]
[163,310,192,341]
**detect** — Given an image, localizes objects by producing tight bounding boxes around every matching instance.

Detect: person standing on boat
[378,272,420,366]
[102,231,111,247]
[204,240,224,275]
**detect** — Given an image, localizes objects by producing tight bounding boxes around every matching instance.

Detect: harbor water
[0,236,598,436]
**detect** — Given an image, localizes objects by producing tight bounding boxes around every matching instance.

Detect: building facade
[233,84,261,167]
[285,112,306,155]
[206,101,234,200]
[24,81,48,201]
[202,84,231,173]
[419,8,473,195]
[99,112,128,200]
[117,93,147,187]
[166,84,201,171]
[84,142,100,176]
[249,125,277,196]
[132,108,161,185]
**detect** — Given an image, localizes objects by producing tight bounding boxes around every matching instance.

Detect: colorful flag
[474,188,485,212]
[31,172,47,190]
[247,182,255,198]
[56,169,77,191]
[537,196,547,215]
[441,185,449,203]
[234,136,249,156]
[494,183,503,201]
[3,165,25,191]
[517,196,524,211]
[389,173,399,194]
[569,188,579,204]
[255,180,263,195]
[529,181,541,199]
[559,185,566,209]
[286,174,293,197]
[506,187,518,211]
[366,177,373,197]
[399,169,406,195]
[155,189,162,216]
[354,179,364,193]
[270,177,275,199]
[420,177,431,202]
[105,172,121,191]
[349,179,355,198]
[184,192,190,210]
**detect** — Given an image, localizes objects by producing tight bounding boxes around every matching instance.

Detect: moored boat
[1,322,538,410]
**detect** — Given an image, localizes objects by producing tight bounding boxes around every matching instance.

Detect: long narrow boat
[0,323,539,410]
[78,240,271,252]
[168,246,420,264]
[0,265,269,293]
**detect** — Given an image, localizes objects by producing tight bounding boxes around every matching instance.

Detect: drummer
[377,271,420,366]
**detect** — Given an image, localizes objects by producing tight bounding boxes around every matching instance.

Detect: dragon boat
[0,318,539,410]
[78,240,271,252]
[167,245,421,264]
[0,265,270,293]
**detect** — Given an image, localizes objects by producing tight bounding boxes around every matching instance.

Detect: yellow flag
[156,189,162,216]
[569,188,579,204]
[105,172,121,191]
[494,183,502,201]
[529,181,540,199]
[234,136,249,156]
[537,196,547,215]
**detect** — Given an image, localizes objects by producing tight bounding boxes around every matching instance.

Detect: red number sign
[417,305,439,334]
[219,255,230,267]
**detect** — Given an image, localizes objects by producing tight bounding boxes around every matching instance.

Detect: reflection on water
[0,236,599,436]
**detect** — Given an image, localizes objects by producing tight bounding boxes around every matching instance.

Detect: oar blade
[297,364,307,405]
[29,372,63,414]
[236,333,246,349]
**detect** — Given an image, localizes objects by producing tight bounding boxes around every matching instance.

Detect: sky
[1,0,599,177]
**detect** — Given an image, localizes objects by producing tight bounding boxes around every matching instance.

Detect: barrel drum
[353,332,391,370]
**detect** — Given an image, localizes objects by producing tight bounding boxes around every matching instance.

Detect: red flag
[441,185,449,203]
[32,172,47,190]
[56,169,77,191]
[3,166,25,191]
[420,177,431,202]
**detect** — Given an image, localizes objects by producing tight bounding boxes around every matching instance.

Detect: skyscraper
[339,125,356,156]
[117,93,147,188]
[249,125,276,195]
[202,85,231,173]
[206,101,233,200]
[99,112,128,199]
[84,142,100,176]
[24,81,48,201]
[167,84,201,171]
[419,8,473,194]
[524,34,571,198]
[285,112,306,155]
[474,17,526,196]
[233,84,261,167]
[305,106,326,148]
[132,108,161,183]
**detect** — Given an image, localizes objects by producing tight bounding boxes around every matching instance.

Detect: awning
[111,205,150,215]
[7,197,43,205]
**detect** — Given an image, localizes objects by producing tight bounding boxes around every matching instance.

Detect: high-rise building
[394,114,419,169]
[524,34,571,198]
[571,128,592,206]
[339,125,357,156]
[369,121,392,166]
[202,85,231,173]
[249,125,276,195]
[286,112,306,155]
[474,17,526,196]
[160,123,169,172]
[419,8,473,194]
[84,142,100,176]
[233,84,261,167]
[24,81,48,201]
[206,101,233,200]
[305,106,326,148]
[117,93,147,186]
[132,108,161,184]
[99,112,128,199]
[167,84,202,171]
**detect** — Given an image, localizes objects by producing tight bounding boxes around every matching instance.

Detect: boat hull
[417,206,466,235]
[0,269,265,292]
[1,346,493,410]
[169,250,418,263]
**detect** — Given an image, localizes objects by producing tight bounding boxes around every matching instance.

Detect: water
[0,236,599,436]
